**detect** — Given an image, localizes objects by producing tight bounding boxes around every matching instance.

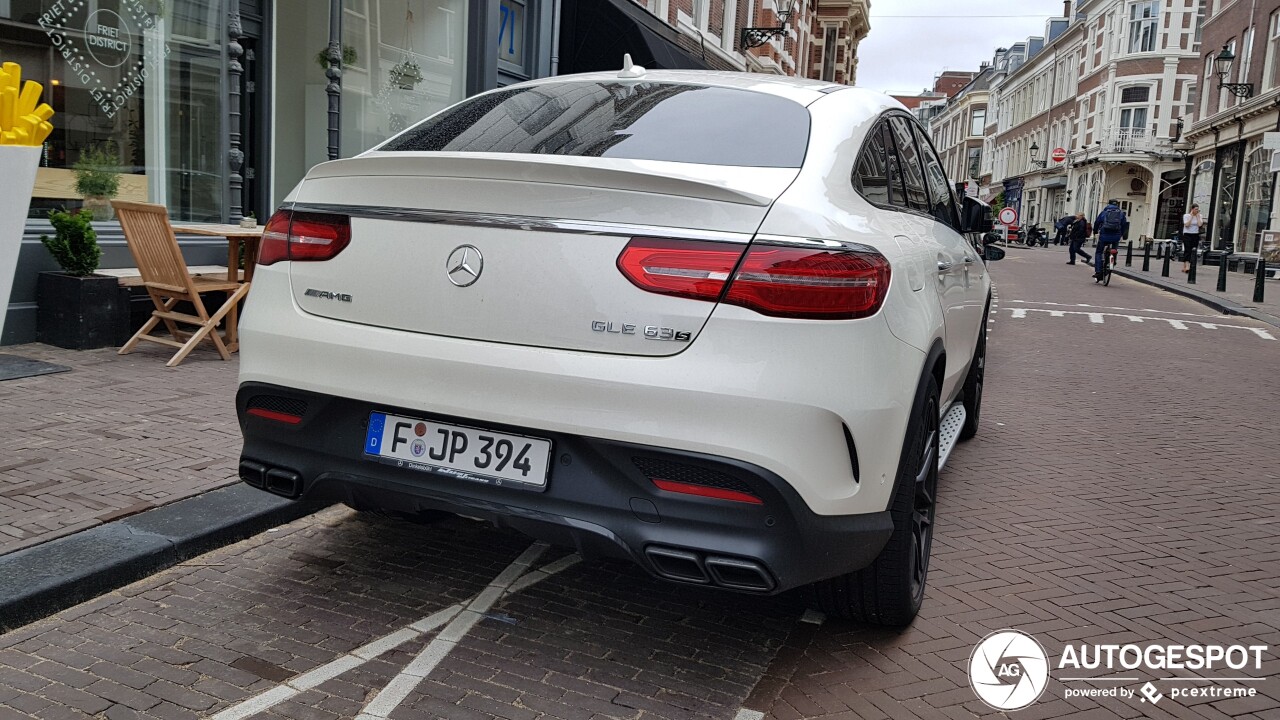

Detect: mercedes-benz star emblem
[445,245,483,287]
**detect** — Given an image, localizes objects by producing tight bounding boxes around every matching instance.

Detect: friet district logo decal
[968,630,1050,711]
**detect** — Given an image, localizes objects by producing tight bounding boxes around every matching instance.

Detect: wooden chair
[112,201,250,367]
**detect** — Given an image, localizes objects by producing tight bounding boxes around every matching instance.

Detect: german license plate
[364,412,552,489]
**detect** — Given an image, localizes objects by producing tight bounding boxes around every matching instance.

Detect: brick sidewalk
[0,343,241,556]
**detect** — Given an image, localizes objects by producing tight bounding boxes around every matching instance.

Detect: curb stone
[0,483,322,632]
[1112,267,1280,329]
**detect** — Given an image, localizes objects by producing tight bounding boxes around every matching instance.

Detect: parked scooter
[1024,225,1049,247]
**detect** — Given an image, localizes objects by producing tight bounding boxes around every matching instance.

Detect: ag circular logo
[968,630,1050,711]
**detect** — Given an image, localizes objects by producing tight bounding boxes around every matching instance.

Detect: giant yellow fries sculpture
[0,62,55,146]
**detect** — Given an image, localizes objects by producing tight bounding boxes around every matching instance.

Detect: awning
[1029,176,1068,190]
[557,0,712,73]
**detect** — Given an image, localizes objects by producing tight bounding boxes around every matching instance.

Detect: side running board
[937,403,967,471]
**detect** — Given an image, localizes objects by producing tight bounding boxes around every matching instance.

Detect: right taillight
[617,237,890,320]
[725,244,891,320]
[257,209,352,266]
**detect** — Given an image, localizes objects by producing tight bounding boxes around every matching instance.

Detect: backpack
[1101,207,1124,234]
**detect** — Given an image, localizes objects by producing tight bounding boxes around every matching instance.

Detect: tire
[958,318,986,441]
[812,375,940,627]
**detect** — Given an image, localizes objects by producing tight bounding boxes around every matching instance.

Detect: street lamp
[742,0,795,49]
[1029,142,1047,169]
[1214,45,1254,98]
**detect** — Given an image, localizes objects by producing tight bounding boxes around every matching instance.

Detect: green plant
[315,44,358,70]
[73,145,121,199]
[40,209,102,277]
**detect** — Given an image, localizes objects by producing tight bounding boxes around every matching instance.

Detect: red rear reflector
[725,245,890,320]
[256,209,351,266]
[617,237,745,302]
[651,478,763,505]
[247,407,303,425]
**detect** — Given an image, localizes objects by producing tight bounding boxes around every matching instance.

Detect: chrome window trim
[285,203,753,244]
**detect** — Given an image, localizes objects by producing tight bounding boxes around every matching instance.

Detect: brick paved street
[0,247,1276,719]
[0,345,241,555]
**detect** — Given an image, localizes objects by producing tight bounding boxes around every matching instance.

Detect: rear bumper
[237,382,894,593]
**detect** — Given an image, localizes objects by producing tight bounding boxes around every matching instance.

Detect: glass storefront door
[1,0,227,220]
[1239,146,1273,255]
[1212,143,1242,252]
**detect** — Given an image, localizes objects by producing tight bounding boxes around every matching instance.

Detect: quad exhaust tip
[239,460,302,499]
[644,545,774,592]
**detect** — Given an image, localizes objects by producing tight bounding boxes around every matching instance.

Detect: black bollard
[1256,258,1267,303]
[1125,241,1133,266]
[1161,246,1171,277]
[1188,251,1197,284]
[1142,242,1151,271]
[1217,252,1229,292]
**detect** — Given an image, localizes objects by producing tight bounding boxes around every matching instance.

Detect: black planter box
[36,272,132,350]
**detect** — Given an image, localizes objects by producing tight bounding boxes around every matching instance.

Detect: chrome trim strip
[286,202,753,244]
[753,234,877,253]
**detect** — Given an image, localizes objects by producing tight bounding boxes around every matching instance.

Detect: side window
[887,117,930,212]
[880,124,911,209]
[852,123,892,206]
[913,124,962,229]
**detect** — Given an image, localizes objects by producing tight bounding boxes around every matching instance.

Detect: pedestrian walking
[1181,204,1202,273]
[1066,212,1091,265]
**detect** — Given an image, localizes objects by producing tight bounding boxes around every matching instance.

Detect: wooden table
[169,223,264,350]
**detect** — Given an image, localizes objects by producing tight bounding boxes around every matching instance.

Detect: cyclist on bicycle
[1093,199,1129,280]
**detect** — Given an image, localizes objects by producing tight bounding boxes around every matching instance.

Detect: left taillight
[257,209,351,266]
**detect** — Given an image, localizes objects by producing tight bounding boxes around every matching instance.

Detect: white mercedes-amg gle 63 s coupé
[236,67,998,626]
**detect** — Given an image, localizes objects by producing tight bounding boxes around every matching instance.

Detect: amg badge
[304,289,353,302]
[591,321,691,342]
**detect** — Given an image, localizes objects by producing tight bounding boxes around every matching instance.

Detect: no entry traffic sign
[998,207,1018,225]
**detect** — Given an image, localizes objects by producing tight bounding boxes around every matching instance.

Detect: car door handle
[937,261,954,273]
[964,256,974,264]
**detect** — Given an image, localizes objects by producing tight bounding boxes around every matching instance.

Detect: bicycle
[1095,242,1120,285]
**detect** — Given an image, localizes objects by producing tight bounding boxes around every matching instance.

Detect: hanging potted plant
[73,144,121,221]
[36,209,130,349]
[389,59,423,90]
[315,44,358,71]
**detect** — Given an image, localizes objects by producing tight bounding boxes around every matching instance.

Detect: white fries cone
[0,145,41,343]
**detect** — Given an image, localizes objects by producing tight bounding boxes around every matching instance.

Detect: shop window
[1,0,227,220]
[338,0,468,156]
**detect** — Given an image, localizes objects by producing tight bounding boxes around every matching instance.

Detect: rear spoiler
[303,152,798,207]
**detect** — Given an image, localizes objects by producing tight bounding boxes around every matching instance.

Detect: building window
[1202,54,1215,119]
[1238,25,1255,99]
[1118,87,1150,151]
[689,0,736,52]
[821,26,837,82]
[1266,11,1280,90]
[1128,1,1158,53]
[967,146,982,179]
[969,108,985,137]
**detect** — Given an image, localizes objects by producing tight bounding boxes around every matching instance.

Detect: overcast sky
[858,0,1076,95]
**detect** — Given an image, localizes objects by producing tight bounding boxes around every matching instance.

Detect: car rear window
[378,81,810,168]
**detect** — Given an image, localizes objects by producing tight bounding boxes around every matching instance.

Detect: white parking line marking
[1005,299,1224,318]
[1005,308,1275,339]
[212,543,582,720]
[359,542,548,718]
[735,710,766,720]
